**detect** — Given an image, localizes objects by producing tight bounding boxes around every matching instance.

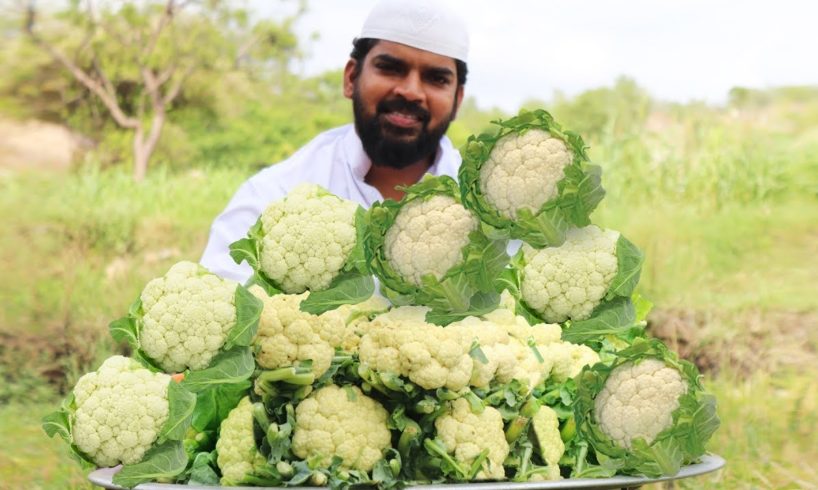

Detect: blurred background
[0,0,816,488]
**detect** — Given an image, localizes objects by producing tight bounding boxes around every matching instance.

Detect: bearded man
[201,0,469,282]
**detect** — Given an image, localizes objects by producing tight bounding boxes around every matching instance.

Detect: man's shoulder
[246,124,353,191]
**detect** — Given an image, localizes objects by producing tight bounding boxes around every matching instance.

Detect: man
[200,0,469,282]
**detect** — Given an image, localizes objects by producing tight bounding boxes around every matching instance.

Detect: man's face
[344,41,464,169]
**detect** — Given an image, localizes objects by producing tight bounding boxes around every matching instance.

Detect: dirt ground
[0,117,85,172]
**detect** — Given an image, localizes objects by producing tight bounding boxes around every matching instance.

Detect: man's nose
[393,72,425,103]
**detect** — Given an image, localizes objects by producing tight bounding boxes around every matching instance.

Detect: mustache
[376,97,430,123]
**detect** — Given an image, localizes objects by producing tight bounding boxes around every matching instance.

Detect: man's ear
[343,59,357,99]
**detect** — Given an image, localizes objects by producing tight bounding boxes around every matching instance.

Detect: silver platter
[89,454,724,490]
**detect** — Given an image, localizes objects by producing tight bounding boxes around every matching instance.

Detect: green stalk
[256,366,315,386]
[505,416,530,443]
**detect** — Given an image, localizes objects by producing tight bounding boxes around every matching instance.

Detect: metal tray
[89,454,724,489]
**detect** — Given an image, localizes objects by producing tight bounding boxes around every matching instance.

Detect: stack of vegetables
[45,109,720,489]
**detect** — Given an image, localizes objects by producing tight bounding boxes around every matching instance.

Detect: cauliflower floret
[480,129,572,219]
[71,356,170,467]
[140,261,238,372]
[384,194,478,286]
[329,295,392,353]
[447,315,553,390]
[544,342,601,383]
[435,398,509,480]
[292,385,391,471]
[594,359,688,449]
[531,406,564,469]
[448,316,518,389]
[251,287,335,377]
[216,397,266,486]
[358,307,473,391]
[259,183,359,293]
[521,226,619,323]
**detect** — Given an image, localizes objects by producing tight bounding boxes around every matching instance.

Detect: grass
[0,403,92,489]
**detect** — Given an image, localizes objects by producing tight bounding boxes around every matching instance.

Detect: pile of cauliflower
[45,109,719,489]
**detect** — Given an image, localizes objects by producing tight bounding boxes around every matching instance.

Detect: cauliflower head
[459,109,604,248]
[259,183,359,293]
[574,339,720,477]
[140,261,238,372]
[520,225,619,323]
[292,385,392,472]
[384,194,478,286]
[216,397,267,486]
[71,356,170,467]
[435,398,509,480]
[358,307,474,391]
[480,128,572,219]
[594,358,687,449]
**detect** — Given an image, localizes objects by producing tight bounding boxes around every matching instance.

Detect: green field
[2,83,817,488]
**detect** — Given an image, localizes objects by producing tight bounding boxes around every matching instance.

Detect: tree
[22,0,303,181]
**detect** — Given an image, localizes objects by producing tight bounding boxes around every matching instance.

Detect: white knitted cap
[358,0,469,62]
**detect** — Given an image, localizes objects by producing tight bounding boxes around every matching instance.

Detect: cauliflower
[574,338,720,477]
[384,193,477,286]
[137,261,242,372]
[594,359,686,449]
[520,226,618,323]
[366,175,509,324]
[516,225,643,326]
[216,397,267,486]
[70,356,171,467]
[459,109,604,247]
[358,306,474,391]
[480,128,572,220]
[229,184,376,314]
[291,385,392,472]
[433,398,509,480]
[258,184,359,293]
[44,355,194,484]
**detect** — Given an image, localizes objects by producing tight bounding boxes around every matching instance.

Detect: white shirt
[200,124,463,282]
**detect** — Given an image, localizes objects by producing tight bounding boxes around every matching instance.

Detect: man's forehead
[365,40,457,70]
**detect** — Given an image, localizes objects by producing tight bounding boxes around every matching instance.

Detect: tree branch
[141,0,175,62]
[24,2,139,130]
[163,65,194,106]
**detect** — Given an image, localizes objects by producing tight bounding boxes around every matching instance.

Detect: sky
[255,0,818,112]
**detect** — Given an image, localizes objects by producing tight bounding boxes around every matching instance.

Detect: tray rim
[88,454,725,490]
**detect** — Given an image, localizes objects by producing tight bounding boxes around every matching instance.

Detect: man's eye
[376,63,400,73]
[429,74,451,86]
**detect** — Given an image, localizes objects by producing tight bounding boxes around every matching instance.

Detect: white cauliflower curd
[521,225,619,323]
[259,183,359,293]
[291,385,392,471]
[140,261,238,372]
[594,358,688,449]
[71,356,171,467]
[480,128,572,219]
[384,194,477,286]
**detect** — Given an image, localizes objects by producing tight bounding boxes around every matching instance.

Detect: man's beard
[353,88,455,169]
